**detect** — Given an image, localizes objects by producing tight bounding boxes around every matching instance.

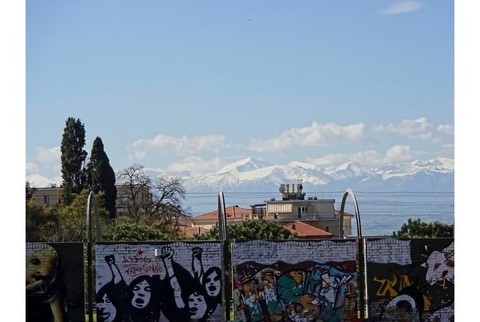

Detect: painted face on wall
[131,280,152,309]
[188,291,207,320]
[204,270,221,297]
[26,245,58,291]
[97,293,117,322]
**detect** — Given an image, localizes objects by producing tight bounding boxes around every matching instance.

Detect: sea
[183,190,454,237]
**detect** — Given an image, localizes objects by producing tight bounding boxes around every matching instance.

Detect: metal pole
[218,192,230,321]
[339,188,367,319]
[86,191,101,322]
[86,191,93,322]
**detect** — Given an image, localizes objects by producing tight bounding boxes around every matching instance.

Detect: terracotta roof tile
[192,205,251,221]
[283,221,332,238]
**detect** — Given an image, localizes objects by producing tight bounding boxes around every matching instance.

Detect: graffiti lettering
[121,254,151,265]
[373,274,412,297]
[124,266,142,276]
[373,274,397,297]
[234,263,357,322]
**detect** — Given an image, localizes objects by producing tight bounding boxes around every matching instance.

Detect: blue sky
[24,0,455,186]
[2,1,480,315]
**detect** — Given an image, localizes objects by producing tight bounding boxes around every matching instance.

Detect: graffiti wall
[232,240,358,322]
[366,238,454,322]
[26,242,85,322]
[95,242,224,322]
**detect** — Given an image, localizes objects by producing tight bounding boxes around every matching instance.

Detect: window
[121,193,129,203]
[43,195,49,204]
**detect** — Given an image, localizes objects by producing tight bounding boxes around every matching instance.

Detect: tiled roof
[283,221,332,238]
[192,205,251,221]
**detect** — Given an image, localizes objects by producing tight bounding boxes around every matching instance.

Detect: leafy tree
[26,199,58,242]
[61,117,88,204]
[48,189,111,242]
[55,189,92,241]
[87,136,117,218]
[197,220,297,241]
[393,218,454,238]
[26,181,36,201]
[102,216,182,241]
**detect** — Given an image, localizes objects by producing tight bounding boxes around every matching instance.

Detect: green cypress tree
[87,136,117,218]
[61,117,88,204]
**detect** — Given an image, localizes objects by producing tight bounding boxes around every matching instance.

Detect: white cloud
[249,122,371,152]
[166,156,228,177]
[35,146,61,164]
[26,162,39,174]
[437,124,454,135]
[384,145,415,162]
[128,134,229,161]
[374,117,433,140]
[307,145,417,167]
[379,1,423,15]
[26,147,62,186]
[437,143,454,159]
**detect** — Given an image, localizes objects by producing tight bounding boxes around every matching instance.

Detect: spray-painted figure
[96,246,223,322]
[26,243,70,322]
[96,289,117,322]
[156,245,192,321]
[187,284,209,321]
[96,255,129,322]
[125,274,161,321]
[191,247,223,319]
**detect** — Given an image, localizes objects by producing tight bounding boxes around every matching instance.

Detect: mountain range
[180,157,454,193]
[27,157,454,194]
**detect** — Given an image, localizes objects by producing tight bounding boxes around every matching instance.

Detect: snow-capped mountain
[183,157,454,193]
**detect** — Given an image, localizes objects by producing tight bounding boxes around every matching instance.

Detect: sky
[2,1,480,317]
[23,0,456,187]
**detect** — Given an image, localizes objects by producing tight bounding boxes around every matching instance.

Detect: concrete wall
[231,240,358,322]
[95,242,224,322]
[26,242,84,322]
[366,238,454,322]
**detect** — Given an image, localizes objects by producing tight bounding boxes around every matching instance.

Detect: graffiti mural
[95,242,224,321]
[232,240,358,322]
[26,242,84,322]
[366,238,454,322]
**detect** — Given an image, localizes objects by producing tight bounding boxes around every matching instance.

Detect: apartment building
[188,184,353,238]
[30,185,64,208]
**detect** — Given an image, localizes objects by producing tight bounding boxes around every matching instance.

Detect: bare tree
[115,165,190,231]
[150,176,190,229]
[115,164,152,219]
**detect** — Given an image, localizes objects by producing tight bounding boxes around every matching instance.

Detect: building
[188,184,353,238]
[115,184,152,214]
[30,184,152,213]
[184,205,251,230]
[30,183,353,238]
[30,185,64,208]
[251,183,353,237]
